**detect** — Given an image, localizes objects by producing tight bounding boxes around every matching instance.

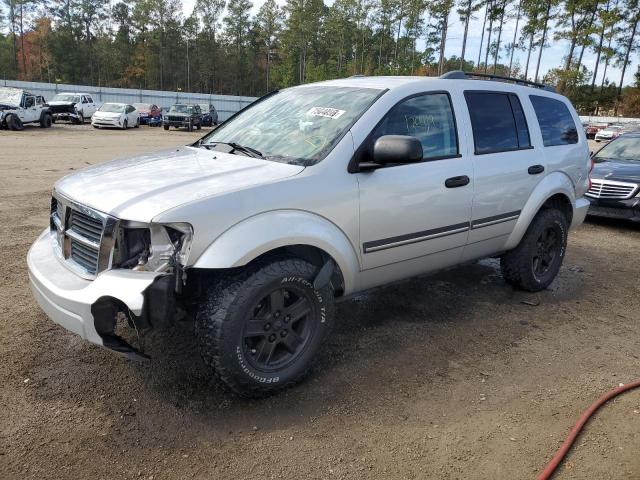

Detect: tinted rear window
[529,95,578,146]
[464,92,531,154]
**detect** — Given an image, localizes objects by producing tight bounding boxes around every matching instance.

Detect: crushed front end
[27,192,193,360]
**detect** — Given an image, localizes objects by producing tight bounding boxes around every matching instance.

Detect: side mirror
[373,135,423,165]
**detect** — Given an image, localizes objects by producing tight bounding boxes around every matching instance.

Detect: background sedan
[91,103,140,129]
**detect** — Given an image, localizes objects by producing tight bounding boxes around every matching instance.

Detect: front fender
[504,171,577,250]
[191,210,361,294]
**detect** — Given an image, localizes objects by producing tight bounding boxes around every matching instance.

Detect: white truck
[0,87,53,130]
[28,72,591,397]
[48,92,98,124]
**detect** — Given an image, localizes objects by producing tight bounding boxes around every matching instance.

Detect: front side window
[201,86,383,166]
[465,91,531,154]
[529,95,579,146]
[369,93,459,161]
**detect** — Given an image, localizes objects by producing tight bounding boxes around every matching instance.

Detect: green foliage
[0,0,637,115]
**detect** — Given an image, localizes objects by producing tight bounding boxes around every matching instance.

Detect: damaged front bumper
[27,229,164,360]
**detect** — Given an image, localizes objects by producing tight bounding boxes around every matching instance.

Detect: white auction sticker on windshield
[307,107,346,119]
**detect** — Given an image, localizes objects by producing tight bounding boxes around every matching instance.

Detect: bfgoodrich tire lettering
[195,257,334,397]
[501,208,568,292]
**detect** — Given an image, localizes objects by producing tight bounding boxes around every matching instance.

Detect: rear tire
[40,113,52,128]
[195,257,335,398]
[501,208,568,292]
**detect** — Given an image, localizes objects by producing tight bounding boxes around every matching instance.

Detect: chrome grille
[69,210,103,244]
[586,179,638,200]
[50,194,117,279]
[70,239,100,274]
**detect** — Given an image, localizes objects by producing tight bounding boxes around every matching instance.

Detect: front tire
[501,208,568,292]
[163,124,169,130]
[195,257,335,398]
[122,119,128,130]
[7,114,23,131]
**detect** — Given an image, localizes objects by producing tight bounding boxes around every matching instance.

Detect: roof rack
[440,70,555,92]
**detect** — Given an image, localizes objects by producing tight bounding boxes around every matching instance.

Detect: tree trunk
[492,0,505,74]
[477,2,488,68]
[483,0,494,73]
[19,1,26,79]
[615,16,638,114]
[524,31,533,79]
[576,7,598,70]
[534,1,551,83]
[590,0,609,91]
[460,0,472,70]
[508,0,522,76]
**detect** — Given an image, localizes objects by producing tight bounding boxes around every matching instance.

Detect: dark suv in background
[199,104,219,126]
[163,103,203,131]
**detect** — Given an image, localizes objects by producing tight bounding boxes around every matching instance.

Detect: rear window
[464,92,531,155]
[529,95,579,146]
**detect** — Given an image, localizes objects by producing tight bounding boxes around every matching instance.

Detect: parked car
[163,103,203,131]
[133,103,161,125]
[48,93,97,124]
[0,87,52,130]
[28,72,591,397]
[198,103,219,126]
[584,122,608,139]
[91,103,140,129]
[586,132,640,221]
[595,124,624,142]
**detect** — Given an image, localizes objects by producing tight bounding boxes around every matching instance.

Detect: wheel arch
[504,171,576,250]
[191,210,361,295]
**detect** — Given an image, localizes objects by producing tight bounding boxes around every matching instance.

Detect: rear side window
[370,93,459,161]
[464,92,531,154]
[529,95,578,146]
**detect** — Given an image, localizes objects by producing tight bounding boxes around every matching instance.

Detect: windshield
[0,87,22,106]
[594,136,640,163]
[133,103,151,111]
[170,104,192,113]
[99,103,125,113]
[52,94,80,103]
[201,86,382,165]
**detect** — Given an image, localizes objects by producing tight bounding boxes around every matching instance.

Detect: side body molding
[192,210,361,294]
[503,171,577,250]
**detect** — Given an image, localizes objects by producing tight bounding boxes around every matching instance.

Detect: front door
[357,92,474,270]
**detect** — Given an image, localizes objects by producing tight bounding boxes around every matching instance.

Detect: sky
[182,0,637,87]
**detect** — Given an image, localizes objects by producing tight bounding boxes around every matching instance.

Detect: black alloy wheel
[532,226,559,279]
[242,286,315,371]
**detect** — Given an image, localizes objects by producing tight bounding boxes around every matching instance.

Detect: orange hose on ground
[537,379,640,480]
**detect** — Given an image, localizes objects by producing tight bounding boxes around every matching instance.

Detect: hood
[48,100,76,106]
[54,146,305,222]
[592,159,640,183]
[94,111,122,118]
[0,87,22,107]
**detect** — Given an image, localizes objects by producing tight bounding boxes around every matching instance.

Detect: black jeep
[163,104,203,132]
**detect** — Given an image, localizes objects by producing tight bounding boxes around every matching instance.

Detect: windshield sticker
[307,107,346,119]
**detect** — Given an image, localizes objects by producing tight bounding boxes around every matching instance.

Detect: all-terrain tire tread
[195,257,333,398]
[500,208,567,292]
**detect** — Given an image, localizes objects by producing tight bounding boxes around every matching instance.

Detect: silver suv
[28,72,591,397]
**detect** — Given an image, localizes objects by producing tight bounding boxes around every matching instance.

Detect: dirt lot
[1,125,639,479]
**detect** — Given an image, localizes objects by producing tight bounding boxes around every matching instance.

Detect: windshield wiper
[201,141,264,158]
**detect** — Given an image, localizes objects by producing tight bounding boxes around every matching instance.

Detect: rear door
[462,90,543,260]
[357,91,474,270]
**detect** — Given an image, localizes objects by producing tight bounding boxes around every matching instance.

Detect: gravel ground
[1,125,639,479]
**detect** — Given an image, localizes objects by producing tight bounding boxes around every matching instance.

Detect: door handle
[445,175,470,188]
[528,164,545,175]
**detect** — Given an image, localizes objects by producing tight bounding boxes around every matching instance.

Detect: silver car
[28,73,590,397]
